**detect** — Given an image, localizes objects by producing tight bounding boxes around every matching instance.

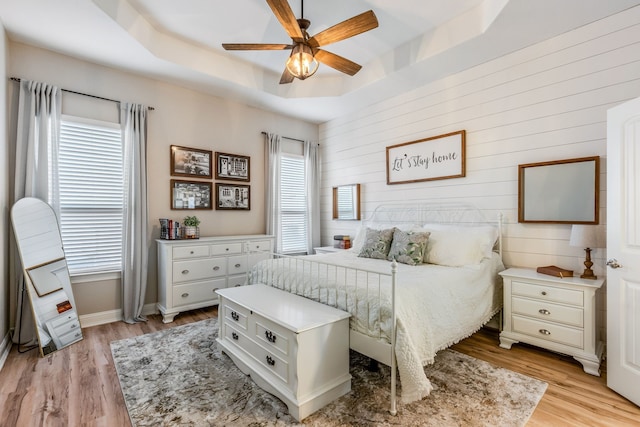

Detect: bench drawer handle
[266,355,275,366]
[231,311,239,321]
[232,332,238,340]
[265,330,277,343]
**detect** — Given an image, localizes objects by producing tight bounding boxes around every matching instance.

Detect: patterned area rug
[111,318,547,426]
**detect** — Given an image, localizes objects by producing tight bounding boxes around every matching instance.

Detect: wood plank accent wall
[319,6,640,341]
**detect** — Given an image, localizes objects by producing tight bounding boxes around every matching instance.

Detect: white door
[606,97,640,406]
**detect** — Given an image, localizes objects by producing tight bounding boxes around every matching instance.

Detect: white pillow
[420,224,499,266]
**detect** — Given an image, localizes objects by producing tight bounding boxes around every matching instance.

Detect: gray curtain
[265,133,282,253]
[11,80,62,344]
[121,103,149,323]
[304,141,321,254]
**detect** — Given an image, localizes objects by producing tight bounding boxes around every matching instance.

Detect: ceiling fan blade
[266,0,304,42]
[308,10,378,48]
[314,49,362,76]
[222,43,292,51]
[279,67,295,84]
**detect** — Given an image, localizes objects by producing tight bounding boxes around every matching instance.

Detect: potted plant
[183,215,200,239]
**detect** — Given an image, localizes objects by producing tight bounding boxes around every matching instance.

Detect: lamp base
[580,248,597,280]
[580,270,597,280]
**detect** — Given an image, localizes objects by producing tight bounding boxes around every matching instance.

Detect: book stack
[333,235,351,249]
[159,218,181,240]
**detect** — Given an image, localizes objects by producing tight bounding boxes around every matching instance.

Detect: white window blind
[280,155,308,254]
[57,116,124,275]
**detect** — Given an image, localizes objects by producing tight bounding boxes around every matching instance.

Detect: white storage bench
[216,284,351,421]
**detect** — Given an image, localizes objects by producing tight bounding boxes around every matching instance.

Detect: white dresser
[45,309,82,350]
[499,268,605,375]
[216,284,351,421]
[156,235,273,323]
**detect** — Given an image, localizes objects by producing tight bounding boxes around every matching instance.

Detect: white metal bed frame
[249,202,503,415]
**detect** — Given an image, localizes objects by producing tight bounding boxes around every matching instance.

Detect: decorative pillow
[387,229,431,265]
[421,223,499,264]
[358,227,395,259]
[422,229,490,266]
[352,223,419,253]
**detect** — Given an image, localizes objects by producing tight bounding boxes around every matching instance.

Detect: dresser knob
[181,293,189,298]
[213,266,220,271]
[190,251,194,254]
[539,329,551,335]
[266,355,275,366]
[226,248,229,251]
[538,309,551,315]
[235,263,241,268]
[182,270,189,275]
[232,332,238,340]
[541,291,547,296]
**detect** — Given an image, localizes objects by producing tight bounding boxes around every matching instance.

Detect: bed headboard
[364,202,503,256]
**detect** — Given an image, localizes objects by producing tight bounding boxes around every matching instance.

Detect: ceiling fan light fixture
[285,43,319,80]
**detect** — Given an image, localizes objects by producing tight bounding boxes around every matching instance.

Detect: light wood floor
[1,307,639,426]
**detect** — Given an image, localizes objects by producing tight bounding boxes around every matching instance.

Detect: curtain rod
[10,77,155,111]
[261,131,304,143]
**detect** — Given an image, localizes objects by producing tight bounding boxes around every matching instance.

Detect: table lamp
[569,224,599,279]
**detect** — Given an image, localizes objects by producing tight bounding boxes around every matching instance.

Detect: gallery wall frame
[170,179,213,210]
[170,145,212,179]
[386,130,466,185]
[215,183,250,210]
[215,152,250,182]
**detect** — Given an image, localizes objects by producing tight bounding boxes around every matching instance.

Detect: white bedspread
[251,250,504,403]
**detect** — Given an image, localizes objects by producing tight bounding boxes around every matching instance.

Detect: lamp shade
[569,224,599,248]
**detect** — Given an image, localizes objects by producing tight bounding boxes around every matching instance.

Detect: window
[280,154,308,254]
[56,115,124,275]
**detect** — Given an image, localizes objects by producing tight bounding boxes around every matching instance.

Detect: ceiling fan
[222,0,379,84]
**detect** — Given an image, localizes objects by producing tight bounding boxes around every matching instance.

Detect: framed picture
[170,145,212,178]
[215,152,250,182]
[171,180,212,210]
[215,183,250,210]
[386,130,466,185]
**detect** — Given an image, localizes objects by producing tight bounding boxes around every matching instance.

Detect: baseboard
[0,331,12,372]
[79,303,159,328]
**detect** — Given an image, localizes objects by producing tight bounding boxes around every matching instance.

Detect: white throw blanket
[251,251,504,403]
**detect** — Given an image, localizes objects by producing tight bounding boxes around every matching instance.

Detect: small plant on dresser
[183,215,200,239]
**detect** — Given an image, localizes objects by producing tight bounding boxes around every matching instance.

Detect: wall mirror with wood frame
[518,156,600,224]
[333,184,361,220]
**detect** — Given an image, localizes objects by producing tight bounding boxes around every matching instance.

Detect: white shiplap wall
[319,5,640,340]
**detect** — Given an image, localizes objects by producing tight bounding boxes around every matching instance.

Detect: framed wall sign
[518,156,600,224]
[215,152,250,182]
[216,183,250,210]
[171,180,212,210]
[170,145,212,179]
[386,130,466,185]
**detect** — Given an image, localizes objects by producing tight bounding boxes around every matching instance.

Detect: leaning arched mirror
[11,197,83,356]
[333,184,361,220]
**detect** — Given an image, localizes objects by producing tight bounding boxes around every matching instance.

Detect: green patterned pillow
[387,229,431,265]
[358,227,395,259]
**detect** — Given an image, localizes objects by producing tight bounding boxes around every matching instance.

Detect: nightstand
[499,267,604,376]
[313,246,345,254]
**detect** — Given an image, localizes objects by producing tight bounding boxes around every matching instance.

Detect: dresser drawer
[512,280,583,306]
[221,299,250,331]
[172,279,225,307]
[512,296,584,328]
[211,243,243,256]
[57,328,83,347]
[253,316,291,357]
[228,255,248,275]
[512,315,583,349]
[173,258,227,283]
[49,311,79,329]
[248,240,273,252]
[173,245,210,259]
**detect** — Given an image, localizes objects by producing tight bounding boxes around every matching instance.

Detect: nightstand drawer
[512,296,584,327]
[512,280,583,306]
[512,315,583,349]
